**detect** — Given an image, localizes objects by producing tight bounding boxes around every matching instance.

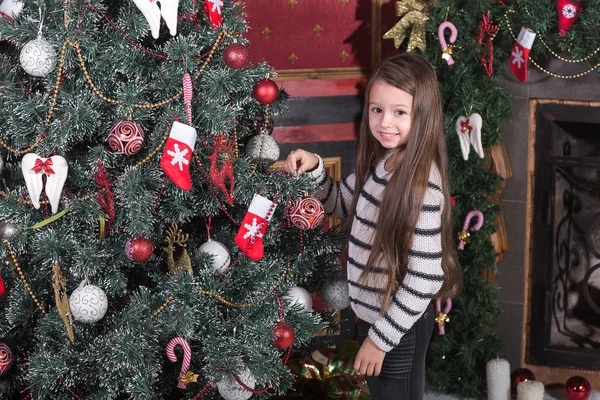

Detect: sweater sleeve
[305,154,355,220]
[367,169,445,352]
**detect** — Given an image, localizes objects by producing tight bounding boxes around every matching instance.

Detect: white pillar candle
[517,380,544,400]
[486,358,511,400]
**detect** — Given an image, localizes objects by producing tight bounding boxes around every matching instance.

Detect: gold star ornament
[383,0,433,52]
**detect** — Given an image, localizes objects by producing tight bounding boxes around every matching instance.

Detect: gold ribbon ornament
[383,0,433,52]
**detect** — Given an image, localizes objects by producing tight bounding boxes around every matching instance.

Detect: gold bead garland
[2,239,47,314]
[147,265,292,319]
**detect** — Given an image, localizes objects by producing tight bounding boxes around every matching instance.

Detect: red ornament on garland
[223,43,249,69]
[476,11,498,78]
[125,236,154,263]
[565,376,591,400]
[557,0,583,36]
[253,79,279,105]
[0,343,13,376]
[108,121,145,155]
[288,196,325,230]
[272,322,295,349]
[511,368,536,392]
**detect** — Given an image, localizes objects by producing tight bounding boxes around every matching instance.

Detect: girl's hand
[354,336,385,376]
[284,149,319,176]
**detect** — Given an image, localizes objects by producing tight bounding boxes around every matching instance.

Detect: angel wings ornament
[131,0,180,39]
[21,153,68,214]
[455,113,484,161]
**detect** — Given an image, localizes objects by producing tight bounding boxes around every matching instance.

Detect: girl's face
[368,80,413,153]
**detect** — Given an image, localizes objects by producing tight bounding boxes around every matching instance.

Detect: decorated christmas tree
[0,0,344,398]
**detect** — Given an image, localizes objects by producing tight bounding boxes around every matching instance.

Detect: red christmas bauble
[511,368,536,392]
[125,236,154,263]
[253,79,279,105]
[0,343,13,376]
[108,120,145,155]
[272,322,295,349]
[223,43,249,69]
[565,376,591,400]
[288,196,325,230]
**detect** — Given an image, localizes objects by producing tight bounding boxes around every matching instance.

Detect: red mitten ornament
[160,121,197,190]
[235,194,276,260]
[508,27,536,82]
[204,0,223,29]
[557,0,583,36]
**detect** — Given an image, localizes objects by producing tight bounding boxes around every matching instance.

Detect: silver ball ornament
[69,280,108,324]
[217,369,256,400]
[20,35,57,78]
[0,220,17,238]
[321,278,350,310]
[199,240,231,273]
[245,134,279,168]
[285,286,313,312]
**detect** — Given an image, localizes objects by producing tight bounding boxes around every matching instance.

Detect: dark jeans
[357,303,434,400]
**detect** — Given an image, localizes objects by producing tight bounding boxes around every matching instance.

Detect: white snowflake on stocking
[207,0,223,13]
[511,47,524,68]
[166,144,189,171]
[562,4,577,19]
[243,218,263,240]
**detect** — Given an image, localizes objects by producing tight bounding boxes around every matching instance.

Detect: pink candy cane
[166,337,192,389]
[438,21,458,65]
[457,210,484,250]
[435,298,452,335]
[183,73,193,125]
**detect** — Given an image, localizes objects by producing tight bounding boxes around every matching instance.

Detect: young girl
[283,52,461,399]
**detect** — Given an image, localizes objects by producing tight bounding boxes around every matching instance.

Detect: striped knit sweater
[307,152,445,352]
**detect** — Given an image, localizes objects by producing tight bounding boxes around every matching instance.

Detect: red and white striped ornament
[183,73,193,125]
[287,196,325,230]
[108,121,145,155]
[166,337,192,389]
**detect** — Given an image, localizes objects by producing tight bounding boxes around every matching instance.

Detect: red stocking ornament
[508,27,536,83]
[235,194,276,260]
[557,0,583,36]
[207,134,235,205]
[204,0,223,29]
[160,122,197,190]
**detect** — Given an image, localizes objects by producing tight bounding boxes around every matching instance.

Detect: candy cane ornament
[435,298,452,335]
[457,210,484,250]
[166,337,195,389]
[183,73,193,125]
[438,21,458,65]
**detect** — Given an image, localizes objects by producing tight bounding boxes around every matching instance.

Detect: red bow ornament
[21,153,68,214]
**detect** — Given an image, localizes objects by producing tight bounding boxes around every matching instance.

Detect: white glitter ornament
[0,0,24,18]
[199,239,231,273]
[245,134,279,168]
[19,35,57,78]
[285,286,313,312]
[216,369,256,400]
[321,278,350,310]
[69,280,108,324]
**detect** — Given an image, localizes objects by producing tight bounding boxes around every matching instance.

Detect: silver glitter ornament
[69,280,108,324]
[321,278,350,310]
[199,240,231,273]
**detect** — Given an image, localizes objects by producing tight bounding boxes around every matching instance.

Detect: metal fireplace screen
[529,103,600,370]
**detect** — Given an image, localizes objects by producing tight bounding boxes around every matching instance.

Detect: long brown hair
[349,52,461,313]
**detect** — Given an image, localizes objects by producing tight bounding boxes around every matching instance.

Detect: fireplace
[523,100,600,383]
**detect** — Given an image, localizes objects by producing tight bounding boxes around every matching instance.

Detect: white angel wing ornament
[21,153,68,214]
[455,113,484,161]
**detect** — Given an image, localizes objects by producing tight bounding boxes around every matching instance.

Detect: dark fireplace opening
[529,103,600,370]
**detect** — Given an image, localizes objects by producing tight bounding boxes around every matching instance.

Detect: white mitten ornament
[160,121,196,190]
[455,113,484,161]
[21,153,68,214]
[131,0,179,39]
